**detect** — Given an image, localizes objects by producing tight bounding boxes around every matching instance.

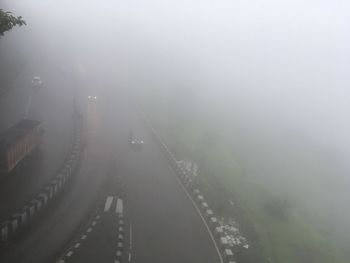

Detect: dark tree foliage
[0,9,26,37]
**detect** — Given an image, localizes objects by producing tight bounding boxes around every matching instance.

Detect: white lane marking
[116,198,123,215]
[58,260,65,263]
[81,234,87,240]
[104,196,114,212]
[128,224,132,262]
[92,221,97,226]
[66,251,74,257]
[172,165,224,263]
[95,215,100,220]
[74,243,81,248]
[87,227,93,233]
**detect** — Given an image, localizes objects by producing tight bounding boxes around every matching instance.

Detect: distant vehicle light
[129,138,144,150]
[88,95,97,100]
[32,76,43,88]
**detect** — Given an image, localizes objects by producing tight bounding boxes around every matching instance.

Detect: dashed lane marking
[104,196,114,212]
[116,198,123,215]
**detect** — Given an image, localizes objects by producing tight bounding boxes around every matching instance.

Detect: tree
[0,9,26,37]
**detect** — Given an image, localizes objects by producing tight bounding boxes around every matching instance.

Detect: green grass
[147,110,347,263]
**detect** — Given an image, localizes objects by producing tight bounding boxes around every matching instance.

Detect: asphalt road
[0,65,75,221]
[0,94,221,263]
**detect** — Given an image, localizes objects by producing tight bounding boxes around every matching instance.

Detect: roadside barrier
[0,117,83,243]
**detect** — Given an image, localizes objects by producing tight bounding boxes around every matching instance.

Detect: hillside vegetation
[145,102,348,263]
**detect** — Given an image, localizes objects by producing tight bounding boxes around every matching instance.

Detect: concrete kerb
[1,221,10,242]
[10,216,19,234]
[22,204,35,221]
[215,226,224,238]
[0,115,84,244]
[11,205,34,233]
[223,248,235,262]
[72,144,80,152]
[182,174,189,183]
[18,209,28,227]
[196,194,204,203]
[70,156,77,169]
[209,216,218,226]
[193,188,201,195]
[205,209,214,219]
[31,199,43,213]
[71,150,79,158]
[184,178,193,189]
[38,192,49,207]
[28,204,35,218]
[64,164,71,178]
[219,236,230,250]
[51,180,59,196]
[58,178,63,192]
[201,202,209,210]
[59,250,77,262]
[66,160,73,172]
[45,185,54,201]
[57,173,66,186]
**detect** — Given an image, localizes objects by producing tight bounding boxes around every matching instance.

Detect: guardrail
[0,116,83,243]
[142,116,237,263]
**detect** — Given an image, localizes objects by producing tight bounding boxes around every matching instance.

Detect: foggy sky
[3,0,350,241]
[7,0,348,154]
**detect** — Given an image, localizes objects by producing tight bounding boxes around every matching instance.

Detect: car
[130,139,144,150]
[32,76,43,89]
[128,132,144,150]
[88,95,98,100]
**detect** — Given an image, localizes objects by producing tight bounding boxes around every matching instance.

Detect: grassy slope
[148,110,346,263]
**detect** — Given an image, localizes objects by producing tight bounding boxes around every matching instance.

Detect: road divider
[0,116,84,243]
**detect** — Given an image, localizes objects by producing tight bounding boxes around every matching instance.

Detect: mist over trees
[0,9,26,37]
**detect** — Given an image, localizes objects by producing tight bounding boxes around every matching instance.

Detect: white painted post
[1,222,9,242]
[11,217,18,233]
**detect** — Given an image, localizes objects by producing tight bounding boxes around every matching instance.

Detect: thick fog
[3,0,350,245]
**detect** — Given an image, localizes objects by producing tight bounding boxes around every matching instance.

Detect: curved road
[0,65,75,222]
[0,94,221,263]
